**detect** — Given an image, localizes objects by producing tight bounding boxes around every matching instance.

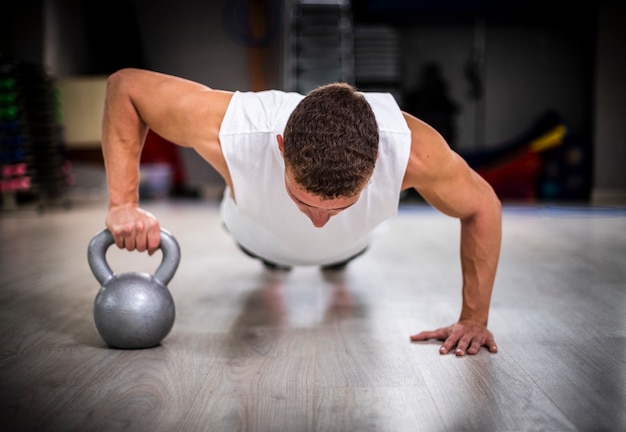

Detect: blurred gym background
[1,0,624,211]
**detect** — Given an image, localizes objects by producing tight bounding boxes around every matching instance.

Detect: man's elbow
[465,182,502,226]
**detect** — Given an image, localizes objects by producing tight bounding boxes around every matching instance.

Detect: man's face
[283,169,359,228]
[277,134,361,227]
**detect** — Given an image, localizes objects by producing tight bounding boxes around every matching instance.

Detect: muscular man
[101,68,501,356]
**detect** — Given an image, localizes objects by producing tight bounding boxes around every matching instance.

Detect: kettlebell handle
[87,228,181,287]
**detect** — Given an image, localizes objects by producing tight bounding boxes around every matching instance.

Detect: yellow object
[530,124,567,152]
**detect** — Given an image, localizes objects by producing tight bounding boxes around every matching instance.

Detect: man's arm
[101,68,233,253]
[401,112,502,356]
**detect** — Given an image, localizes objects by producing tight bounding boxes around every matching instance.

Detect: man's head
[280,83,379,200]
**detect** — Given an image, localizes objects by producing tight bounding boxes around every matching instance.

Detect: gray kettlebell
[87,228,180,349]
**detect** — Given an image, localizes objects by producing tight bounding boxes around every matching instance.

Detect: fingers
[113,229,126,250]
[146,224,162,255]
[409,327,460,355]
[122,230,137,251]
[447,333,498,356]
[485,335,498,353]
[410,323,498,356]
[439,331,463,355]
[466,338,483,355]
[409,325,463,355]
[109,218,160,253]
[409,328,447,342]
[110,223,138,251]
[453,335,477,356]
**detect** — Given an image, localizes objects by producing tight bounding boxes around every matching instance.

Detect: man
[101,68,501,356]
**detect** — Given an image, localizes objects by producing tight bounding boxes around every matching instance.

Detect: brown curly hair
[282,83,379,199]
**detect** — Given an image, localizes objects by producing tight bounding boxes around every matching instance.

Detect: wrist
[459,310,489,326]
[107,189,139,209]
[108,202,139,213]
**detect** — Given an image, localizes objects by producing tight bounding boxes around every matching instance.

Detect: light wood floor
[1,198,625,432]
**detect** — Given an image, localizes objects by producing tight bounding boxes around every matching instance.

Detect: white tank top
[219,90,411,266]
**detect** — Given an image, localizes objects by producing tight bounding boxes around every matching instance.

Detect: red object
[141,130,186,188]
[477,148,542,200]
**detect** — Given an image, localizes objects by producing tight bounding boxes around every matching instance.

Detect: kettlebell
[87,228,180,349]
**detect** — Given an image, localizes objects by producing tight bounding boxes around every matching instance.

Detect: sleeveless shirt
[218,90,411,266]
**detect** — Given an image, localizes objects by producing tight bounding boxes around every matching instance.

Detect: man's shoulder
[360,92,408,134]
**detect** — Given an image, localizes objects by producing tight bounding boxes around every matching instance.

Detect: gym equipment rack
[0,57,73,213]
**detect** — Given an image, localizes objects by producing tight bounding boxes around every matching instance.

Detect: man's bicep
[415,152,487,220]
[146,89,233,150]
[402,111,491,219]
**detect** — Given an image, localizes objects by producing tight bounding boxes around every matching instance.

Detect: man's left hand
[410,320,498,356]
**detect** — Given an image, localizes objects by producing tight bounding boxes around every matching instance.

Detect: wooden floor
[1,198,625,432]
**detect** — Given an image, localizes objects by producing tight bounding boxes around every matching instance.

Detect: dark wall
[81,0,147,74]
[1,2,45,65]
[354,0,597,148]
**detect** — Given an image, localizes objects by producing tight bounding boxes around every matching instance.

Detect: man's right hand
[105,203,161,255]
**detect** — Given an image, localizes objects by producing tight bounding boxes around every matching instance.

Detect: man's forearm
[458,200,502,325]
[102,136,143,208]
[101,72,146,208]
